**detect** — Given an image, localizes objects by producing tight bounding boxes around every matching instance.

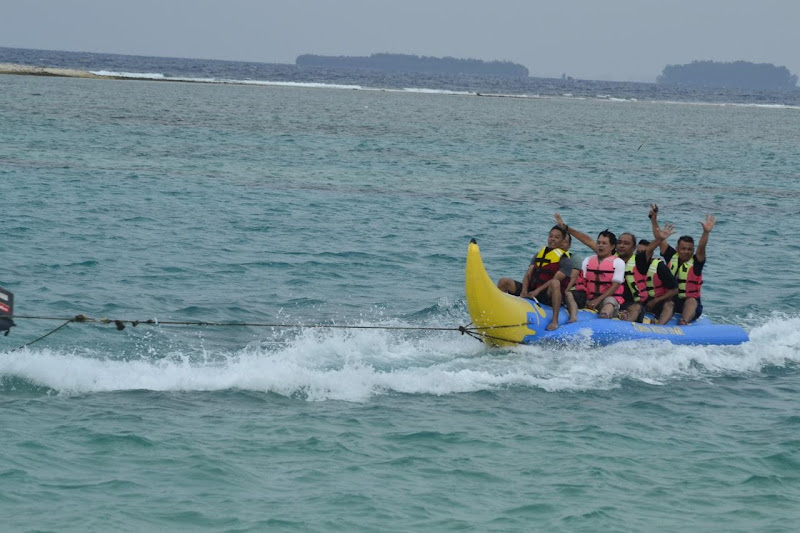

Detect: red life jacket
[668,256,703,299]
[581,255,625,304]
[633,258,667,303]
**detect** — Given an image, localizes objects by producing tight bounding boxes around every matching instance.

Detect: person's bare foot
[546,321,559,331]
[567,317,577,323]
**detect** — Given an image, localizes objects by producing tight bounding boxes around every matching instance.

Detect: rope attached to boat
[4,314,532,349]
[9,319,73,351]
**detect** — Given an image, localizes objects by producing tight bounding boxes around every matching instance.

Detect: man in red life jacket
[564,229,626,320]
[650,205,714,325]
[554,214,633,321]
[497,225,573,331]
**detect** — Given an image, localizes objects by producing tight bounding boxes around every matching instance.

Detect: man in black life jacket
[497,225,573,331]
[626,230,679,324]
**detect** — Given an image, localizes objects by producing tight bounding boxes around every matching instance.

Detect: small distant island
[657,60,798,91]
[296,53,529,78]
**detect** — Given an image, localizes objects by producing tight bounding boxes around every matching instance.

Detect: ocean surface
[1,48,800,532]
[3,45,800,107]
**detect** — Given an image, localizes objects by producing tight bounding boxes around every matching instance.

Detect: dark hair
[677,235,695,245]
[564,232,572,244]
[550,225,567,238]
[638,239,651,246]
[619,232,636,245]
[597,229,617,245]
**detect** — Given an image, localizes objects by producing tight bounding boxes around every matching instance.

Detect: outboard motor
[0,287,15,336]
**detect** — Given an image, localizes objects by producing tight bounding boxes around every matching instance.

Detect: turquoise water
[1,74,799,531]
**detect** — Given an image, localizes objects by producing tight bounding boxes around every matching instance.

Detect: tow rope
[4,314,532,350]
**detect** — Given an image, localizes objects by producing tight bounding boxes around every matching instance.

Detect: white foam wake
[2,315,798,401]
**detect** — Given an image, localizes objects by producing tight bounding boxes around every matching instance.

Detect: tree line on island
[296,54,798,90]
[296,53,529,78]
[658,60,798,91]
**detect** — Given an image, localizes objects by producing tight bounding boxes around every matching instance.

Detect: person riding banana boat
[650,204,713,325]
[497,225,573,331]
[628,236,680,324]
[561,228,626,320]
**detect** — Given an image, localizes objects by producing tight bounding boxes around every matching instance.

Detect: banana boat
[465,240,749,347]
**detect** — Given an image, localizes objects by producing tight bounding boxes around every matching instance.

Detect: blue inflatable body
[518,303,749,346]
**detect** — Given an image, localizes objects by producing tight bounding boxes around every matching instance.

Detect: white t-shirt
[581,256,626,283]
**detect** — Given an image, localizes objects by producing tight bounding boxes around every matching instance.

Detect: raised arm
[649,203,669,255]
[645,223,675,262]
[554,213,598,253]
[695,214,715,263]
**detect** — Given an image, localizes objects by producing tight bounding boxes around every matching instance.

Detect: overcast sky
[2,0,798,82]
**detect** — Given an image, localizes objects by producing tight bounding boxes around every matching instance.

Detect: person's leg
[598,301,615,319]
[679,298,698,325]
[498,278,520,295]
[565,291,578,322]
[546,280,561,330]
[658,300,674,325]
[598,297,620,319]
[620,302,641,322]
[692,300,703,322]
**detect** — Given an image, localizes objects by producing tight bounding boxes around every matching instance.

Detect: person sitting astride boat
[565,229,626,320]
[650,205,714,325]
[497,225,573,331]
[554,213,636,321]
[627,225,679,324]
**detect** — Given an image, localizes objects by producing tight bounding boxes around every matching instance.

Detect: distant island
[296,53,529,78]
[657,60,798,91]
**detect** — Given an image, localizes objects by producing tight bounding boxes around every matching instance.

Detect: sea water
[1,60,799,532]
